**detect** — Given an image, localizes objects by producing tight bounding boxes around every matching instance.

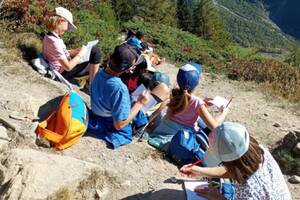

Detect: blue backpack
[168,128,209,166]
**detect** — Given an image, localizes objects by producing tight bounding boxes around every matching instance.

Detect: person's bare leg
[89,63,100,84]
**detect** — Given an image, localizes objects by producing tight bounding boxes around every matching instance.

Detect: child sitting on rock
[88,44,149,149]
[148,63,230,151]
[42,7,100,85]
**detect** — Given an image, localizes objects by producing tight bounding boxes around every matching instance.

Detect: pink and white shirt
[167,95,205,129]
[42,32,70,73]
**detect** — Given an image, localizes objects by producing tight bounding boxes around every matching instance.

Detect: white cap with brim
[55,7,77,30]
[204,122,250,167]
[144,54,156,72]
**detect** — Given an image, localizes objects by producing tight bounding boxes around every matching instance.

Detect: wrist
[76,54,82,59]
[134,101,145,108]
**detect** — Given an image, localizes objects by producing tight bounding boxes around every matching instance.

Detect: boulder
[295,130,300,142]
[273,123,281,128]
[0,126,9,147]
[0,149,100,200]
[288,175,300,184]
[282,131,298,150]
[293,143,300,157]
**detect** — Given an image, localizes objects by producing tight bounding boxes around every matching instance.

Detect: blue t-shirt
[90,70,131,122]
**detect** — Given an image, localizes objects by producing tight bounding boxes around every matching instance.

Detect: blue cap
[151,72,171,86]
[177,63,202,91]
[127,36,142,49]
[204,122,250,167]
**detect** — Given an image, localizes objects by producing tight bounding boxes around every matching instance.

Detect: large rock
[282,131,298,150]
[0,149,100,200]
[289,175,300,184]
[0,125,9,147]
[293,143,300,157]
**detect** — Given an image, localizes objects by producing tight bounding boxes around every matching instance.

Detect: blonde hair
[45,16,65,32]
[168,88,190,115]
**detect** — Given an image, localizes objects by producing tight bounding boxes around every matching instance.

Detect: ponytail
[168,88,190,115]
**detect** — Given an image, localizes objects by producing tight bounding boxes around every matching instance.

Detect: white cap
[55,7,77,30]
[143,54,156,72]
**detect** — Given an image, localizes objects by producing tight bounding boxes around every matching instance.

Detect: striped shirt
[42,32,70,73]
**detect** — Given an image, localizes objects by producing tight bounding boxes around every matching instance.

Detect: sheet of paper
[79,40,99,63]
[184,180,209,200]
[141,94,157,113]
[208,96,229,109]
[131,84,158,113]
[131,84,147,102]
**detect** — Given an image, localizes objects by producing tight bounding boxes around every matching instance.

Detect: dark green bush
[61,2,121,62]
[123,19,224,68]
[273,148,300,176]
[229,58,300,102]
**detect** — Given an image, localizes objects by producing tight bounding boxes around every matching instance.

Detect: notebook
[184,180,209,200]
[207,96,231,110]
[79,40,99,64]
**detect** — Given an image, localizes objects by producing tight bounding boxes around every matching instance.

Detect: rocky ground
[0,46,299,199]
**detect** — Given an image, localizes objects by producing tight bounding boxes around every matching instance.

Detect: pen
[225,97,233,108]
[188,159,202,168]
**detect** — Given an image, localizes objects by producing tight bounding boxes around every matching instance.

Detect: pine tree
[177,0,193,31]
[139,0,177,26]
[111,0,136,22]
[193,0,231,47]
[286,45,300,68]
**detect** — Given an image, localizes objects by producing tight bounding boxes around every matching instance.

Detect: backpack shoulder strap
[37,119,64,143]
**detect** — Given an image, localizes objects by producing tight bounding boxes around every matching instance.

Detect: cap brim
[203,129,222,167]
[204,148,222,167]
[68,22,77,30]
[145,58,156,72]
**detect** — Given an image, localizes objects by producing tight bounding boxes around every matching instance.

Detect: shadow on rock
[121,188,185,200]
[37,96,64,121]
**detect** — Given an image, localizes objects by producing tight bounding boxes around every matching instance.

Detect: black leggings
[62,46,101,80]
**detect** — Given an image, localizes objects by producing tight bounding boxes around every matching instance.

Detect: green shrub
[60,3,121,62]
[229,58,300,103]
[123,19,224,68]
[17,33,42,60]
[273,148,300,176]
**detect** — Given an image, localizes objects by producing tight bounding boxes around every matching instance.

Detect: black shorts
[62,46,101,80]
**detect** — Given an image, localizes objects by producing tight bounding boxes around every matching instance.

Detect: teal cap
[204,122,250,167]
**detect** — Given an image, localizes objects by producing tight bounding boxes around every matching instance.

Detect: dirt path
[0,54,299,199]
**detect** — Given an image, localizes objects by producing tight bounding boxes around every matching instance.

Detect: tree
[177,0,193,31]
[111,0,136,22]
[192,0,231,47]
[138,0,177,26]
[111,0,176,26]
[286,45,300,68]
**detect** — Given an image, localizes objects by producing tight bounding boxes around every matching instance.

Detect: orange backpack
[36,91,88,150]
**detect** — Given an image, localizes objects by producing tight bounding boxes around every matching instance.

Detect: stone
[121,180,131,187]
[293,143,300,157]
[294,130,300,141]
[170,176,177,183]
[0,149,100,200]
[273,123,281,128]
[0,126,9,147]
[95,188,109,199]
[282,131,298,150]
[0,126,8,140]
[288,175,300,184]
